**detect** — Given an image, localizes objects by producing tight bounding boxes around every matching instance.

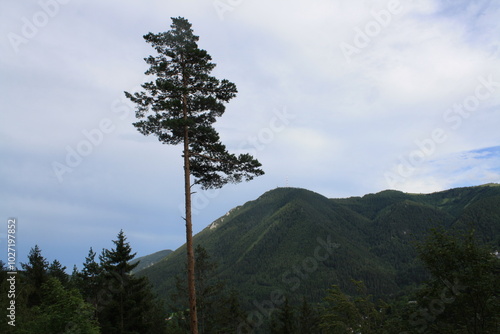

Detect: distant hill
[130,249,173,274]
[137,184,500,308]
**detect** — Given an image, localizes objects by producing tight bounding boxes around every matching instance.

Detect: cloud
[1,0,499,269]
[393,145,500,193]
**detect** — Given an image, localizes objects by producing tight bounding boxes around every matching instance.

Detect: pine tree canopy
[125,17,264,189]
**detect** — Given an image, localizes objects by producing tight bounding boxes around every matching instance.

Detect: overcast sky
[1,0,500,270]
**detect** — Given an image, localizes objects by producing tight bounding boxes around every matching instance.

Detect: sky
[1,0,500,270]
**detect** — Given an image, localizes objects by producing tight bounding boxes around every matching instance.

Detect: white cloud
[1,0,499,268]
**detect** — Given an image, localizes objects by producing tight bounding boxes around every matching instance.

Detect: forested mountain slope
[138,184,500,308]
[131,249,173,274]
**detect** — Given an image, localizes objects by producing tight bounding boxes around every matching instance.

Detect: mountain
[138,184,500,308]
[130,249,173,274]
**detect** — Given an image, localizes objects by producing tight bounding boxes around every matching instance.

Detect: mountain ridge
[130,249,173,274]
[138,183,500,308]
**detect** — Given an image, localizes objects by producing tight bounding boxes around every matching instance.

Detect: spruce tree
[99,230,166,334]
[0,260,6,274]
[70,264,82,288]
[20,245,49,307]
[125,16,264,334]
[270,296,297,334]
[298,297,320,334]
[217,289,246,333]
[170,245,227,333]
[194,245,223,333]
[79,247,104,320]
[48,259,69,287]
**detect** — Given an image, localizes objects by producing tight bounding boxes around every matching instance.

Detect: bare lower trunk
[184,116,198,334]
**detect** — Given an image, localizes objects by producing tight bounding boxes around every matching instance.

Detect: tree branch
[189,151,236,165]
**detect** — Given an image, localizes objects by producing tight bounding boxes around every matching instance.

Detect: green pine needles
[125,16,264,189]
[125,17,264,334]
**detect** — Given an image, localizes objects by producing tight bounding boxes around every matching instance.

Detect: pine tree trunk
[183,93,198,334]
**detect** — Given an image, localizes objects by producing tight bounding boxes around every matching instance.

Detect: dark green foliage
[319,281,406,334]
[4,233,169,334]
[18,277,100,334]
[126,17,264,333]
[139,184,500,314]
[0,262,23,334]
[194,245,224,333]
[270,296,297,334]
[124,17,263,190]
[130,249,173,274]
[320,285,362,333]
[70,264,82,289]
[216,289,247,333]
[20,245,49,307]
[3,249,99,334]
[405,229,500,333]
[2,184,498,333]
[167,245,245,334]
[0,260,6,273]
[48,259,69,287]
[98,230,166,334]
[78,247,104,320]
[151,225,500,333]
[298,298,321,334]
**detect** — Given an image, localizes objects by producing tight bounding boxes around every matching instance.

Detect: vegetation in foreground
[1,231,166,334]
[1,225,498,333]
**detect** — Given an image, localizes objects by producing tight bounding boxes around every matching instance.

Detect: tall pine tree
[125,16,264,334]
